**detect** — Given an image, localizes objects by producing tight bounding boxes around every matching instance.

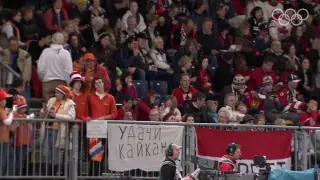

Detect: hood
[50,44,64,51]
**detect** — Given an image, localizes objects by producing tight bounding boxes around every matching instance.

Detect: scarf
[180,26,187,46]
[8,20,20,41]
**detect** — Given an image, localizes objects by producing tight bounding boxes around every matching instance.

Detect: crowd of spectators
[2,0,320,176]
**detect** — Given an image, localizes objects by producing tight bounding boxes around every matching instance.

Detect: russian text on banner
[87,120,108,138]
[108,124,184,171]
[196,128,293,173]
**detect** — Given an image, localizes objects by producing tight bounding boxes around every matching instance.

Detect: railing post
[71,125,79,180]
[186,125,196,175]
[294,130,298,171]
[294,130,308,170]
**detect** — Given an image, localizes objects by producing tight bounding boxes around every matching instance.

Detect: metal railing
[0,118,319,179]
[0,60,21,88]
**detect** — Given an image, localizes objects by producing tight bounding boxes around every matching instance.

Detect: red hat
[0,89,12,100]
[84,53,96,61]
[56,85,74,99]
[70,71,84,86]
[13,95,27,109]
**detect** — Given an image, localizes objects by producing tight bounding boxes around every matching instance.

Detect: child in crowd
[159,95,181,121]
[254,114,266,131]
[234,101,247,122]
[162,113,178,122]
[121,72,137,100]
[206,100,218,123]
[0,89,13,176]
[110,76,124,103]
[10,95,33,176]
[240,115,254,124]
[123,110,133,120]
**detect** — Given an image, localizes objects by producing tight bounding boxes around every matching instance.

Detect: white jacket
[121,11,146,32]
[1,22,25,46]
[37,44,73,83]
[225,105,244,124]
[39,97,76,149]
[150,49,170,70]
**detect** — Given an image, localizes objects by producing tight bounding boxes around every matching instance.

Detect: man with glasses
[219,143,242,172]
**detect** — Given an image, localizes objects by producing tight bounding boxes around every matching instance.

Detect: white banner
[108,124,184,171]
[86,120,108,138]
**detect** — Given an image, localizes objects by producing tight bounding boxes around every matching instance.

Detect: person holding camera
[159,144,192,180]
[219,143,242,172]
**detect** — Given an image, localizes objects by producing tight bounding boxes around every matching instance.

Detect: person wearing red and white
[0,89,13,176]
[172,73,197,107]
[219,143,241,172]
[69,71,88,119]
[263,0,283,20]
[269,6,292,41]
[247,57,277,91]
[277,74,303,108]
[299,98,318,127]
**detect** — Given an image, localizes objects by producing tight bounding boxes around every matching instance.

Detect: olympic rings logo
[271,8,309,26]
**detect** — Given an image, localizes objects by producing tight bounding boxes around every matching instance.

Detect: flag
[89,138,104,162]
[196,128,293,173]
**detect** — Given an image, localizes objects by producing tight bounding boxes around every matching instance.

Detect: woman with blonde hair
[173,55,193,87]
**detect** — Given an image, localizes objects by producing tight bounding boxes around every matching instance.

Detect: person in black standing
[159,144,192,180]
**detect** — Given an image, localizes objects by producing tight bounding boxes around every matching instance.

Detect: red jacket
[277,88,303,108]
[116,107,135,120]
[299,110,318,127]
[137,101,152,121]
[247,67,277,90]
[219,155,237,172]
[243,91,263,110]
[172,87,197,107]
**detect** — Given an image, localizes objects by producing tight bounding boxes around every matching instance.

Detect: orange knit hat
[84,53,96,61]
[56,85,74,99]
[13,95,27,109]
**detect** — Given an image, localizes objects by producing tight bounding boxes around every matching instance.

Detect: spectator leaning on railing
[39,85,75,176]
[10,95,32,176]
[88,76,117,120]
[0,89,13,176]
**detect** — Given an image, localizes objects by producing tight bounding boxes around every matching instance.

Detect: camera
[253,156,271,180]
